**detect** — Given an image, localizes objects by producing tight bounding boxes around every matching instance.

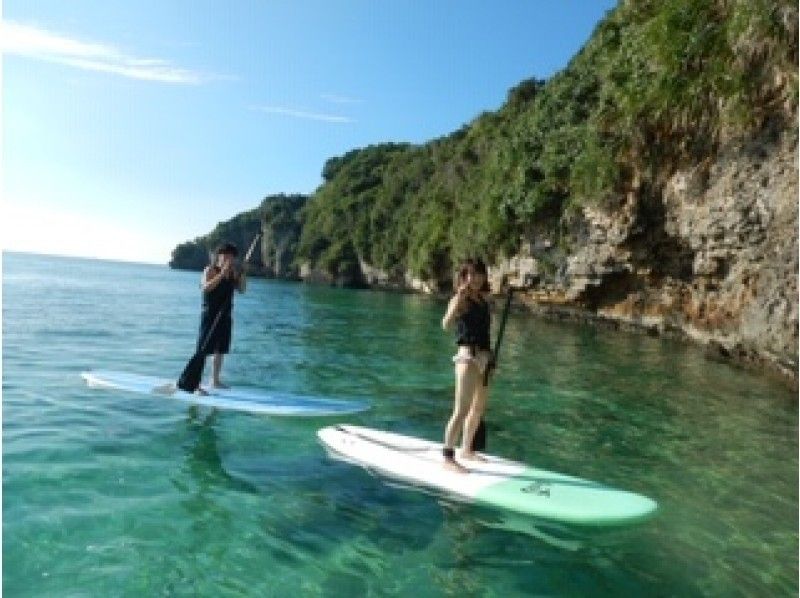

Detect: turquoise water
[3,251,797,597]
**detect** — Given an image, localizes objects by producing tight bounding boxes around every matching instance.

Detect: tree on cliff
[294,0,796,285]
[169,194,307,273]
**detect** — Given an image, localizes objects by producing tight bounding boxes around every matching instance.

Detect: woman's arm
[441,292,465,330]
[201,266,229,292]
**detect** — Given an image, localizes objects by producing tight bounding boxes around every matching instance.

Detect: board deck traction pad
[318,424,658,526]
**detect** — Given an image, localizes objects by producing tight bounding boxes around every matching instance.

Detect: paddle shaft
[242,233,261,268]
[483,286,514,386]
[196,303,228,355]
[471,286,513,452]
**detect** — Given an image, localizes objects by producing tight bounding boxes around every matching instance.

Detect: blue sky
[2,0,617,263]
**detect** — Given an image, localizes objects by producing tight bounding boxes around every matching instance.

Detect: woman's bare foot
[211,381,230,389]
[443,458,469,474]
[459,451,488,463]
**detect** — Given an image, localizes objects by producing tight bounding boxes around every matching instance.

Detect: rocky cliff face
[539,125,798,379]
[318,124,798,380]
[258,194,306,280]
[289,2,796,382]
[323,124,797,382]
[261,223,299,279]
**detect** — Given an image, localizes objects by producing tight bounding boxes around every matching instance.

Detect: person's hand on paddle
[442,282,472,330]
[454,282,471,310]
[487,352,498,373]
[220,259,235,278]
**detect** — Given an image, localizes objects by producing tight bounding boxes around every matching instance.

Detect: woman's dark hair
[210,242,238,265]
[456,258,490,292]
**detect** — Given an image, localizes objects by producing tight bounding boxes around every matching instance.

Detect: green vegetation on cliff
[295,0,796,287]
[169,194,306,273]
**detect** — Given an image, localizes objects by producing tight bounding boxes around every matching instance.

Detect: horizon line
[2,248,168,267]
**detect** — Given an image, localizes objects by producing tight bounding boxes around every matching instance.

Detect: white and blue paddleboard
[318,425,657,527]
[81,370,368,416]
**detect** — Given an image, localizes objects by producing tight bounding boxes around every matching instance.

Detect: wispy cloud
[251,104,355,124]
[0,20,211,84]
[321,93,363,105]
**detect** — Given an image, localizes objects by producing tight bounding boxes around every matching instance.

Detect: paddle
[471,284,514,451]
[176,233,261,393]
[485,285,515,386]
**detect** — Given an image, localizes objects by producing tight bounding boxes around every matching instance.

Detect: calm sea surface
[3,252,797,596]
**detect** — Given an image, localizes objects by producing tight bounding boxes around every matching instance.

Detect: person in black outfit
[440,258,492,473]
[197,242,246,392]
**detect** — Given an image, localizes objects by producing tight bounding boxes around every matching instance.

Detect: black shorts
[197,313,232,355]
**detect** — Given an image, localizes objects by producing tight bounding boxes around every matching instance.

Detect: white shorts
[452,346,491,374]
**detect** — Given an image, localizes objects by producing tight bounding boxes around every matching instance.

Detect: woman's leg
[460,381,488,460]
[443,361,478,472]
[211,317,232,388]
[212,352,225,387]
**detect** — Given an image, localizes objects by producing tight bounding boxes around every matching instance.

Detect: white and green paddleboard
[318,424,657,527]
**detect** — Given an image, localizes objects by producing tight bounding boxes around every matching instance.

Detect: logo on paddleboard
[521,481,551,497]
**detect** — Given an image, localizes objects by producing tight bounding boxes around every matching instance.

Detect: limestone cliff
[259,195,306,279]
[500,124,798,380]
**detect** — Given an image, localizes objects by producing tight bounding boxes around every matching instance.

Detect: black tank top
[456,296,491,350]
[202,268,235,317]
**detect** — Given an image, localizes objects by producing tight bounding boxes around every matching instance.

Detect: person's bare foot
[210,381,230,389]
[459,451,488,463]
[443,458,469,474]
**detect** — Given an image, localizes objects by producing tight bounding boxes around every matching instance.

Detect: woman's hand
[454,282,474,310]
[220,260,234,278]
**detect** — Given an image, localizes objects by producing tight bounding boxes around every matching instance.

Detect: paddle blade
[177,352,205,392]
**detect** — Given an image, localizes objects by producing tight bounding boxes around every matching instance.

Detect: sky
[2,0,617,264]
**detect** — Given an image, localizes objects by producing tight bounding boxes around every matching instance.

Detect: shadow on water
[256,455,444,563]
[177,407,260,497]
[170,406,445,575]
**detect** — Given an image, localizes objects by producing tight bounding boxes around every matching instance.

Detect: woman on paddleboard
[197,242,247,390]
[441,258,491,473]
